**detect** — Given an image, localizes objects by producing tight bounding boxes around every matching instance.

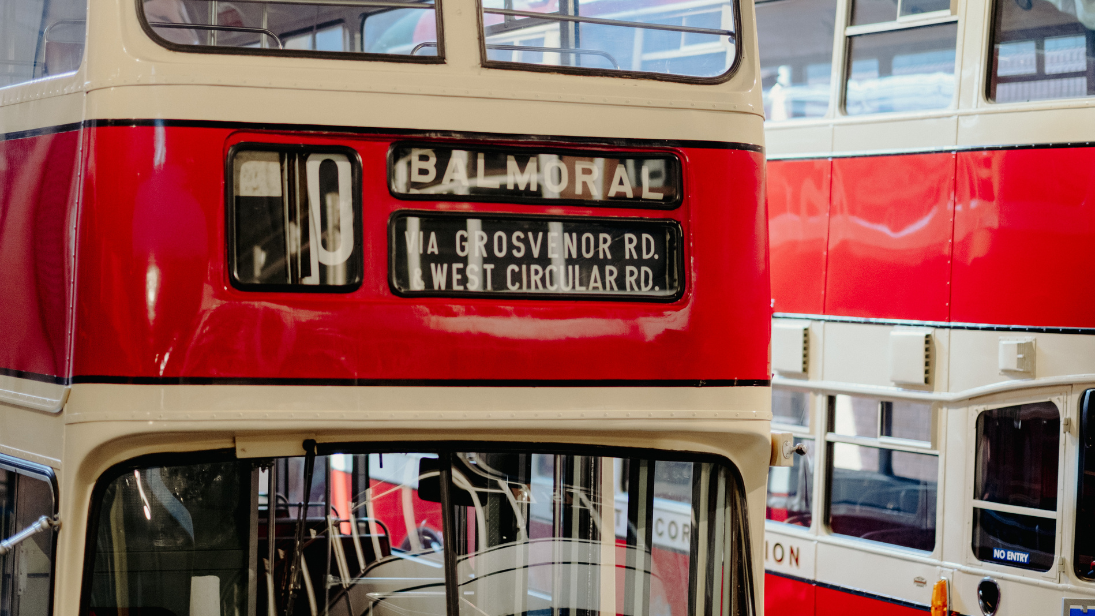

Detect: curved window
[84,445,755,616]
[479,0,738,81]
[0,0,86,88]
[139,0,441,60]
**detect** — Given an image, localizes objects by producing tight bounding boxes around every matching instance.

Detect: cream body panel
[763,122,833,159]
[820,322,949,392]
[830,114,959,156]
[70,0,766,143]
[763,525,817,579]
[957,105,1095,148]
[51,383,775,616]
[949,329,1095,394]
[814,540,943,605]
[0,404,64,469]
[0,86,85,134]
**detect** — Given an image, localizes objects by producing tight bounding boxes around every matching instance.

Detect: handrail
[411,41,620,68]
[148,22,284,48]
[0,516,59,555]
[483,7,736,40]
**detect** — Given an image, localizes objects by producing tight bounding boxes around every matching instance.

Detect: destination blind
[389,144,681,208]
[390,213,682,300]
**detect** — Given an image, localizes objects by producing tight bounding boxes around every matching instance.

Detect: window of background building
[0,0,86,88]
[767,389,814,527]
[843,0,958,115]
[0,461,56,616]
[988,0,1095,103]
[756,0,839,120]
[826,394,938,551]
[972,401,1060,572]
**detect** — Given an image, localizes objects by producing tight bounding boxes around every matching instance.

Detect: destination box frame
[387,210,686,303]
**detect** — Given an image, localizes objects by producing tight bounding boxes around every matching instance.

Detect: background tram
[756,0,1095,613]
[0,0,774,615]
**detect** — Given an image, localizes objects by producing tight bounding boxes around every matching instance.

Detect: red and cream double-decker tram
[0,0,775,614]
[757,0,1095,613]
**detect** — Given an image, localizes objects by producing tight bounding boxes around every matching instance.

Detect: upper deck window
[842,0,958,115]
[988,0,1095,103]
[139,0,440,60]
[756,0,839,120]
[479,0,738,81]
[0,0,86,87]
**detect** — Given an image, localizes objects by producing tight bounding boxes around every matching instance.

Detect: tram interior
[85,449,748,616]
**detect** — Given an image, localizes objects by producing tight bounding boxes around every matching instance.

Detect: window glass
[845,23,958,115]
[141,0,439,58]
[480,0,737,79]
[831,394,879,437]
[231,148,363,290]
[766,438,813,527]
[971,402,1060,572]
[87,447,753,616]
[852,0,899,26]
[0,0,86,88]
[828,442,938,550]
[772,388,810,428]
[988,0,1095,103]
[0,467,55,616]
[974,402,1059,510]
[900,0,951,17]
[1075,390,1095,579]
[881,400,933,443]
[756,0,838,120]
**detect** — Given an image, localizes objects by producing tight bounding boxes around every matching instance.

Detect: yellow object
[931,579,949,616]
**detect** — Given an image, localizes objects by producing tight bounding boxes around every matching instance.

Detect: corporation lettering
[391,145,681,207]
[764,540,801,568]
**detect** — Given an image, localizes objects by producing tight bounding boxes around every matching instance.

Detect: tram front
[0,0,771,614]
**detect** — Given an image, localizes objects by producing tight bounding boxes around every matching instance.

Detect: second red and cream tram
[0,0,774,614]
[756,0,1095,613]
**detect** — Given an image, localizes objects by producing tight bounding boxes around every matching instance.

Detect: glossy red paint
[37,125,770,382]
[814,584,926,616]
[767,158,830,315]
[825,153,955,322]
[764,572,814,616]
[953,147,1095,328]
[0,130,80,380]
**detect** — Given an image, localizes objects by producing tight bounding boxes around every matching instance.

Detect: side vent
[772,322,809,376]
[999,337,1036,377]
[890,329,931,386]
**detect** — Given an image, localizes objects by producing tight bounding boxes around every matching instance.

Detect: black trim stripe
[774,312,1095,336]
[0,118,765,152]
[764,570,969,615]
[768,139,1095,161]
[66,376,770,387]
[0,367,69,385]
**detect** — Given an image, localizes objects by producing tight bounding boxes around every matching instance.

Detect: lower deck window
[824,395,938,551]
[971,401,1060,572]
[0,463,55,616]
[84,446,754,616]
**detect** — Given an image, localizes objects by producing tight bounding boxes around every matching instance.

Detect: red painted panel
[953,148,1095,328]
[825,153,955,321]
[70,126,769,381]
[815,585,925,616]
[768,158,830,315]
[764,572,815,616]
[0,130,80,379]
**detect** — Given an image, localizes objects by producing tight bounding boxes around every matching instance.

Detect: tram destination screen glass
[83,446,755,616]
[479,0,739,80]
[139,0,440,59]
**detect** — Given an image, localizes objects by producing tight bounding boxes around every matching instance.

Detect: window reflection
[756,0,838,120]
[990,0,1095,102]
[844,23,958,115]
